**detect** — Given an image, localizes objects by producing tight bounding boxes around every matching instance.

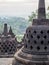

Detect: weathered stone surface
[38,0,46,19]
[0,23,18,57]
[12,0,49,65]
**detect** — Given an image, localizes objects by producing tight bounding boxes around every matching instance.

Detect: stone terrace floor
[0,58,13,65]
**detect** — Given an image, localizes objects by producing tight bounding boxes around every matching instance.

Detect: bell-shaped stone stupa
[0,23,18,57]
[12,0,49,65]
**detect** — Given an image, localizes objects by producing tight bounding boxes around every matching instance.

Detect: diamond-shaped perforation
[0,40,17,54]
[25,26,49,52]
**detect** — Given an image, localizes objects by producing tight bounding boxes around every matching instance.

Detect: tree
[28,10,38,22]
[28,7,49,22]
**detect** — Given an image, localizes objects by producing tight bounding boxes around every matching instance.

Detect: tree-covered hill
[0,16,30,35]
[0,16,31,41]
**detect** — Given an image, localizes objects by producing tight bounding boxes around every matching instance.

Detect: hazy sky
[0,0,49,18]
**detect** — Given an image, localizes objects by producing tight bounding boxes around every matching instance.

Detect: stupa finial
[38,0,46,19]
[3,23,8,35]
[9,26,13,34]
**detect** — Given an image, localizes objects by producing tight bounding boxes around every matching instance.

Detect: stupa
[12,0,49,65]
[0,23,18,57]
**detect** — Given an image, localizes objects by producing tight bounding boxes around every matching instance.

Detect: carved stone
[0,23,18,57]
[12,0,49,65]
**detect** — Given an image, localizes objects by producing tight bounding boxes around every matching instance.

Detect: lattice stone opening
[31,35,33,38]
[30,46,33,50]
[37,46,40,51]
[29,30,31,33]
[37,35,40,39]
[47,30,49,34]
[33,30,37,34]
[25,45,27,48]
[28,40,30,43]
[27,34,28,38]
[44,46,47,50]
[40,30,43,34]
[34,40,37,44]
[44,35,47,39]
[41,40,44,44]
[0,42,1,44]
[48,41,49,44]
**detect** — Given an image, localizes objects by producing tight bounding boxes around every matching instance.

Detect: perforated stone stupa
[12,0,49,65]
[0,23,17,57]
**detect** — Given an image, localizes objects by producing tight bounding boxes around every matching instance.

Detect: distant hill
[0,16,30,35]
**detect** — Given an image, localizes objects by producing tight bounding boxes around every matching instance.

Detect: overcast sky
[0,0,49,18]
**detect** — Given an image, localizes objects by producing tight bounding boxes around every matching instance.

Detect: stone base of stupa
[12,47,49,65]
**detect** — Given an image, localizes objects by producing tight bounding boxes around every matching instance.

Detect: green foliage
[47,6,49,10]
[28,12,35,21]
[28,11,37,22]
[16,35,24,42]
[28,7,49,22]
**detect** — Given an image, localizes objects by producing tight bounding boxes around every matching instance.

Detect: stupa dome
[0,23,18,57]
[12,0,49,65]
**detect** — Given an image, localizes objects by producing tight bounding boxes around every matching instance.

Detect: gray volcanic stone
[38,0,46,19]
[0,23,18,57]
[12,0,49,65]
